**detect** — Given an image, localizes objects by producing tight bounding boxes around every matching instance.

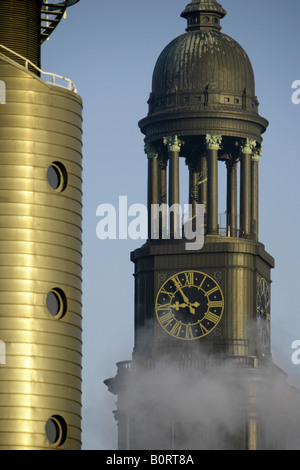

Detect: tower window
[234,98,240,104]
[203,16,210,23]
[45,415,67,447]
[224,97,230,103]
[184,96,190,103]
[46,288,67,319]
[47,161,68,192]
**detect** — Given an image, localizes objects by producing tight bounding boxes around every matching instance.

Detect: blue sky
[42,0,300,449]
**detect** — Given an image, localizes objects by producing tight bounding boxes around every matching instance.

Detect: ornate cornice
[144,143,158,159]
[206,134,222,150]
[163,135,184,153]
[240,138,257,155]
[252,147,262,162]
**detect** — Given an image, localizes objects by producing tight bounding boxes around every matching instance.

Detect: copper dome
[139,0,268,144]
[151,31,256,110]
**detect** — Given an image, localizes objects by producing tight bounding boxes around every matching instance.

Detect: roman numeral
[159,312,174,327]
[160,287,173,298]
[206,286,219,296]
[170,322,182,337]
[199,275,207,289]
[205,311,220,324]
[208,300,223,309]
[199,322,209,335]
[184,272,194,287]
[185,324,194,339]
[157,303,171,311]
[172,275,183,289]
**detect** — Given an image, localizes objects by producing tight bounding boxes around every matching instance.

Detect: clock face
[257,276,271,351]
[155,270,224,340]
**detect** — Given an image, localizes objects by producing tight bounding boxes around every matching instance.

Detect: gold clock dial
[155,270,224,340]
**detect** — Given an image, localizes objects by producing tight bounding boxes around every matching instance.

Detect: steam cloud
[115,347,300,450]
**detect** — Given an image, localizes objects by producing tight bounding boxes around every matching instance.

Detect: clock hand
[188,302,200,314]
[176,285,190,304]
[174,301,188,311]
[173,301,200,314]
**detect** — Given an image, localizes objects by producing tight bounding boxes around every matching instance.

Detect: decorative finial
[181,0,227,32]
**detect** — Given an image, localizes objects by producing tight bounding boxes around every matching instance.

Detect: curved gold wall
[0,0,41,69]
[0,56,82,450]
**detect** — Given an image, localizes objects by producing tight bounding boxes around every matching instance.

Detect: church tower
[105,0,289,450]
[0,1,82,450]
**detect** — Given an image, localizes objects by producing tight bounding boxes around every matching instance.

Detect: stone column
[199,154,207,212]
[163,136,183,237]
[226,159,238,237]
[251,148,262,241]
[145,144,159,239]
[186,158,200,232]
[240,138,256,239]
[206,134,222,235]
[187,159,200,218]
[158,156,168,238]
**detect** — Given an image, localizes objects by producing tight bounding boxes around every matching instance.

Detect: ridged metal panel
[152,30,255,99]
[139,26,270,143]
[0,0,41,68]
[0,57,82,450]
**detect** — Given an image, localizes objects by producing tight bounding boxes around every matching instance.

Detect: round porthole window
[46,288,67,319]
[45,415,67,447]
[47,162,68,192]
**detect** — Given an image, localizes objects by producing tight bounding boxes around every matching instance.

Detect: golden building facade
[0,0,82,450]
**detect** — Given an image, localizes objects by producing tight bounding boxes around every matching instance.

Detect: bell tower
[105,0,289,450]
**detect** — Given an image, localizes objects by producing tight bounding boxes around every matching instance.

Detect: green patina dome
[151,31,256,109]
[139,0,268,144]
[150,0,255,113]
